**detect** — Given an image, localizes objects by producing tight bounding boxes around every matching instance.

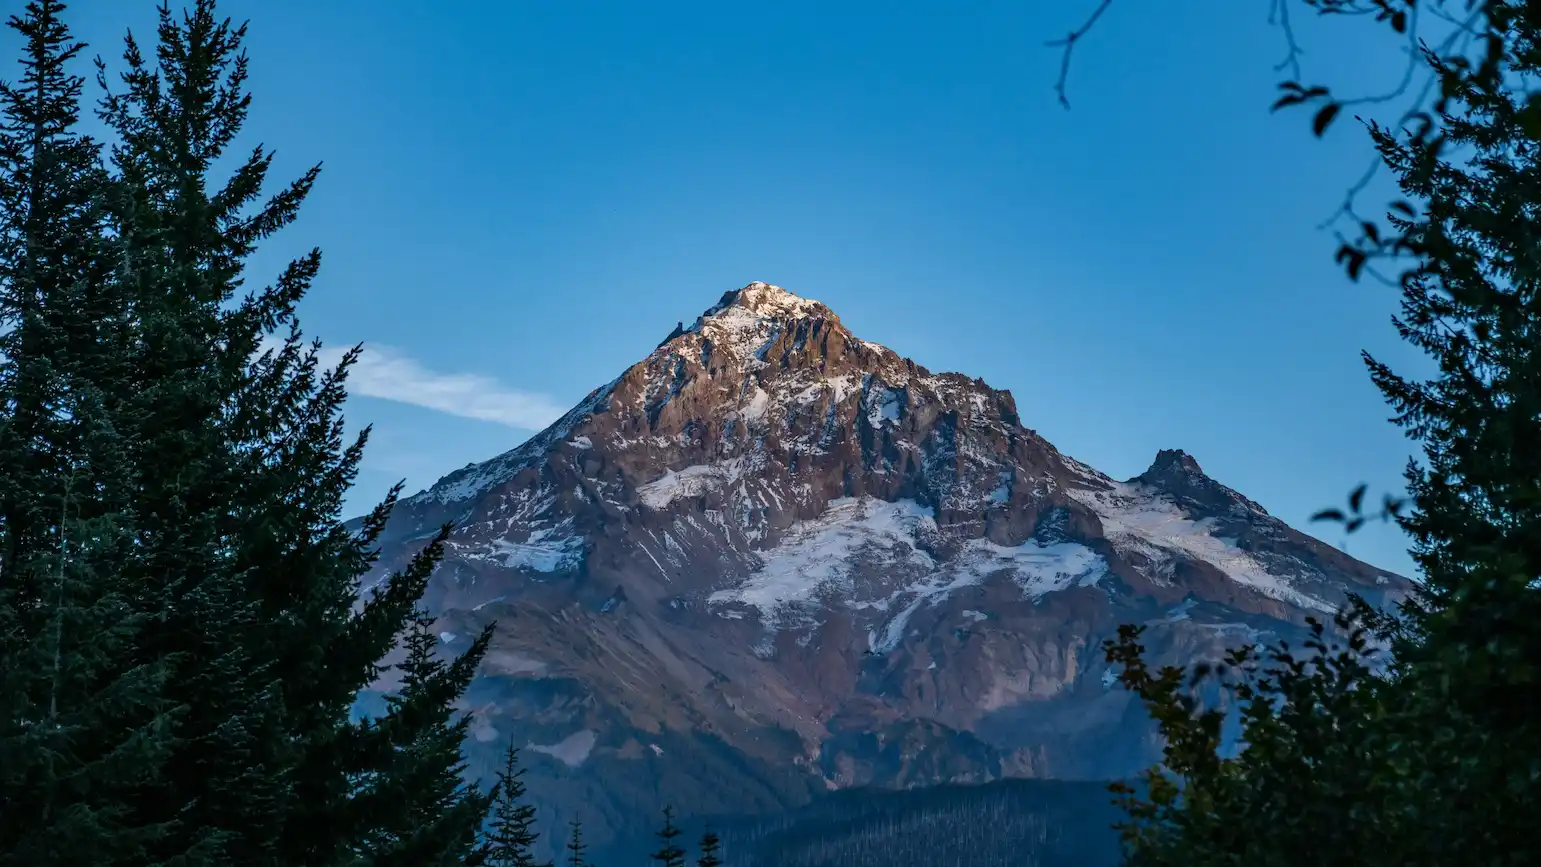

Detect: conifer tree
[485,743,542,867]
[695,827,722,867]
[0,2,175,864]
[68,0,499,863]
[1104,3,1541,865]
[356,607,496,866]
[649,806,687,867]
[564,820,588,867]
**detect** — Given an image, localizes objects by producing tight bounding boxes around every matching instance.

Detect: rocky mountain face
[359,282,1409,854]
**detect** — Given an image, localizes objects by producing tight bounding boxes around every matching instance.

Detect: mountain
[357,281,1409,855]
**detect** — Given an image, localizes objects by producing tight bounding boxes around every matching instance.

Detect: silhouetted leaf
[1336,245,1368,281]
[1272,82,1330,111]
[1312,508,1347,523]
[1349,484,1367,514]
[1313,101,1343,136]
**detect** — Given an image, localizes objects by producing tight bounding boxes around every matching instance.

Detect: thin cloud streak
[291,340,565,430]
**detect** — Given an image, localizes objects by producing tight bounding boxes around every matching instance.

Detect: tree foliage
[650,806,687,867]
[486,744,544,867]
[0,0,498,863]
[356,608,496,866]
[1097,2,1541,865]
[564,821,588,867]
[695,828,722,867]
[0,3,177,864]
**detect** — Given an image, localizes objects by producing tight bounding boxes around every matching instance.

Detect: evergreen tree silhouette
[648,806,686,867]
[696,827,722,867]
[563,820,587,867]
[485,744,542,867]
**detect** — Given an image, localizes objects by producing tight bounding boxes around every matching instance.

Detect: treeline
[487,745,726,867]
[654,779,1123,867]
[489,769,1125,867]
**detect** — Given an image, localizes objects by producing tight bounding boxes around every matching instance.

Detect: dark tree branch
[1047,0,1115,110]
[1270,0,1305,82]
[1336,3,1422,110]
[1317,7,1484,243]
[1318,153,1383,230]
[1051,0,1497,272]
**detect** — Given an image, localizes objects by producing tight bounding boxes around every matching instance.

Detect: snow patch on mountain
[486,528,585,572]
[1068,479,1334,612]
[708,497,1108,648]
[790,374,861,410]
[636,457,766,510]
[412,378,621,506]
[741,386,771,426]
[639,464,738,510]
[450,515,586,574]
[867,535,1106,654]
[528,729,597,767]
[864,382,903,428]
[709,498,936,627]
[681,283,831,365]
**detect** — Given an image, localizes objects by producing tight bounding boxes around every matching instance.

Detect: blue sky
[63,0,1421,575]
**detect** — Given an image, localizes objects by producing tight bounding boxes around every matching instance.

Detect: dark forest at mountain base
[590,778,1125,867]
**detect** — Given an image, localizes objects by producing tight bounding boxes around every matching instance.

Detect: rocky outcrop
[359,282,1409,854]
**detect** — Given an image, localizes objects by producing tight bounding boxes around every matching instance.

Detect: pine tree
[74,0,498,863]
[695,827,722,867]
[485,743,542,867]
[356,607,496,867]
[0,2,176,864]
[649,806,687,867]
[563,820,587,867]
[1346,6,1541,853]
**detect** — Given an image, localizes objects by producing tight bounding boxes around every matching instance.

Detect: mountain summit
[362,282,1407,853]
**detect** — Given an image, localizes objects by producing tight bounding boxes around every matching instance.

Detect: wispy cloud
[298,342,565,430]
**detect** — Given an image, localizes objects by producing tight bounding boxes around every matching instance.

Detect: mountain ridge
[356,281,1407,857]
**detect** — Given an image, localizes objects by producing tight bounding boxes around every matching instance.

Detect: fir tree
[1345,4,1541,852]
[72,0,497,863]
[649,806,687,867]
[564,820,587,867]
[0,2,175,864]
[695,827,722,867]
[485,743,542,867]
[356,607,496,867]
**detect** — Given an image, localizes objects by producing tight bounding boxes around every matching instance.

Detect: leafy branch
[1049,1,1516,540]
[1311,481,1407,535]
[1049,1,1495,284]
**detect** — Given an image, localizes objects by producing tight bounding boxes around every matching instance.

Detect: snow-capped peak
[661,282,846,364]
[1131,448,1273,519]
[691,282,838,333]
[716,282,830,320]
